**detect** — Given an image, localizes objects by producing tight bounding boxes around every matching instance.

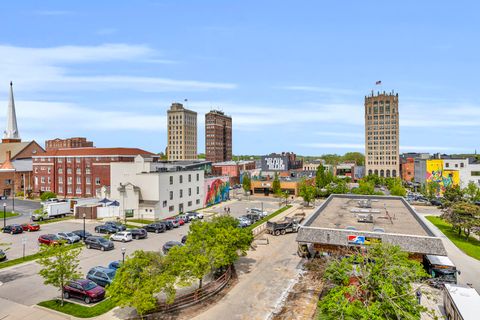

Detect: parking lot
[203,198,282,219]
[0,218,191,306]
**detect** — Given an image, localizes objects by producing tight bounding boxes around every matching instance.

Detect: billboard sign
[347,235,365,245]
[365,237,382,245]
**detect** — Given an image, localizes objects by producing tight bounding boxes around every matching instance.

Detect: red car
[38,234,61,245]
[63,279,105,304]
[21,223,40,232]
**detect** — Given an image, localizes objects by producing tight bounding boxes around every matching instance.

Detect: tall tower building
[205,110,232,163]
[365,91,399,177]
[167,103,197,161]
[3,82,21,143]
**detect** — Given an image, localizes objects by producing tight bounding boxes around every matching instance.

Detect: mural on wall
[204,176,230,206]
[426,160,460,194]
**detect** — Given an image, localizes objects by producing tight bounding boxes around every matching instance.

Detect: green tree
[426,181,440,200]
[352,180,376,195]
[37,243,82,306]
[342,152,365,166]
[464,182,480,202]
[40,191,57,202]
[390,184,407,197]
[242,174,251,194]
[443,184,464,204]
[315,163,327,189]
[299,179,316,206]
[321,154,342,166]
[272,172,281,195]
[319,243,429,320]
[107,250,176,316]
[443,201,480,239]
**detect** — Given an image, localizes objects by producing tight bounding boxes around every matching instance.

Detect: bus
[424,255,460,287]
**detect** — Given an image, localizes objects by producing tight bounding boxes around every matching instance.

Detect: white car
[110,231,133,243]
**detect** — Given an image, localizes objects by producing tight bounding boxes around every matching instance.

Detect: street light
[82,213,86,241]
[121,247,126,263]
[3,203,6,228]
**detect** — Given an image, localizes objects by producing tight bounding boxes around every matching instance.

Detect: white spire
[4,81,20,140]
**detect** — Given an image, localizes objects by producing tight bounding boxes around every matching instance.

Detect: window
[188,174,191,182]
[58,186,63,193]
[179,175,183,183]
[196,173,199,181]
[67,186,72,194]
[196,199,200,205]
[76,177,81,184]
[67,168,72,174]
[76,187,81,194]
[188,201,192,207]
[68,177,72,184]
[86,177,91,184]
[47,168,51,174]
[57,158,63,163]
[169,176,173,185]
[48,177,51,183]
[41,177,45,183]
[58,168,63,174]
[169,205,174,212]
[58,177,63,184]
[162,200,167,207]
[85,167,91,174]
[76,157,81,162]
[197,186,200,194]
[95,177,101,185]
[34,177,38,185]
[76,168,81,174]
[471,171,480,176]
[445,163,449,168]
[34,167,38,173]
[179,189,183,198]
[188,188,191,196]
[460,163,464,168]
[67,157,72,163]
[169,191,173,200]
[86,187,91,194]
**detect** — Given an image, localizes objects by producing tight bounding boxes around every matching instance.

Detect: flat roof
[445,284,480,320]
[426,255,455,267]
[306,195,431,236]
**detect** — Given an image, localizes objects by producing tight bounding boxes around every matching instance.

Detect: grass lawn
[0,211,18,218]
[38,298,116,318]
[426,216,480,260]
[0,242,84,269]
[247,205,292,231]
[127,218,153,225]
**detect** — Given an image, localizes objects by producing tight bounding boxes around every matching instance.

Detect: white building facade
[110,155,205,220]
[442,158,480,188]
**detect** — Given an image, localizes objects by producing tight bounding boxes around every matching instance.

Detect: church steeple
[2,81,21,143]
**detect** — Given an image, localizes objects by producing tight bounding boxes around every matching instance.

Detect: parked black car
[85,236,114,251]
[72,230,93,240]
[162,241,184,254]
[95,224,118,234]
[144,223,166,233]
[163,220,174,230]
[3,224,23,234]
[127,228,148,240]
[430,199,443,206]
[104,221,126,231]
[245,213,261,223]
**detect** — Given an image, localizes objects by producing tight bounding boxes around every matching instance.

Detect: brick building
[211,160,255,184]
[167,103,197,161]
[400,157,415,182]
[205,110,232,163]
[33,148,153,198]
[0,82,45,197]
[45,137,94,151]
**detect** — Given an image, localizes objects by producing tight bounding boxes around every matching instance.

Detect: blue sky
[0,1,479,155]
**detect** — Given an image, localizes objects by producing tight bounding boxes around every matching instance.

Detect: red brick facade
[205,111,232,163]
[401,157,415,182]
[33,148,153,198]
[45,137,94,151]
[211,161,255,185]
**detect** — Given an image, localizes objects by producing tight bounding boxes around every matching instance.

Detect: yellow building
[426,159,459,194]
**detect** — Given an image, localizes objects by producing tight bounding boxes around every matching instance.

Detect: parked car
[63,279,105,304]
[127,228,148,240]
[245,213,261,223]
[72,230,92,240]
[95,224,118,234]
[85,236,114,251]
[104,221,126,231]
[108,260,122,270]
[186,212,200,220]
[430,199,443,206]
[56,232,81,244]
[163,220,174,230]
[238,216,253,225]
[21,223,40,232]
[172,217,185,226]
[162,241,184,254]
[165,219,179,228]
[110,231,133,243]
[177,215,190,223]
[38,234,62,245]
[144,223,166,233]
[86,266,116,287]
[2,224,23,234]
[0,249,6,261]
[250,208,267,218]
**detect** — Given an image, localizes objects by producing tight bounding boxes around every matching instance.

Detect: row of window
[35,176,101,186]
[168,186,200,200]
[37,157,118,162]
[166,199,201,212]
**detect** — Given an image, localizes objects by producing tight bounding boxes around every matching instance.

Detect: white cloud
[0,44,236,93]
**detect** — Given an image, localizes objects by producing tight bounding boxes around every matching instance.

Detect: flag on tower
[375,80,382,85]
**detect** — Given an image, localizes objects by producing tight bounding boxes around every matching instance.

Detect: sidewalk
[0,297,68,320]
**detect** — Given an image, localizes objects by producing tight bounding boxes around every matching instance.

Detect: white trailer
[444,284,480,320]
[32,201,71,221]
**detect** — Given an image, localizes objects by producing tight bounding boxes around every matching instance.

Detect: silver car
[57,232,81,244]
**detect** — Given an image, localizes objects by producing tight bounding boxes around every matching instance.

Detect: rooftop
[213,160,254,166]
[35,147,153,157]
[305,195,431,236]
[444,284,480,320]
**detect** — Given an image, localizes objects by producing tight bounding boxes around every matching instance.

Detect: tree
[299,179,316,206]
[272,172,281,195]
[342,152,365,166]
[242,174,251,194]
[426,181,440,200]
[443,184,464,203]
[390,184,407,197]
[464,182,480,202]
[352,180,376,195]
[108,250,176,316]
[319,243,429,320]
[37,244,82,306]
[40,191,57,202]
[316,163,327,189]
[443,201,480,239]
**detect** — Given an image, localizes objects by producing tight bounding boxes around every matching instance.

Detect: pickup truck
[266,219,300,236]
